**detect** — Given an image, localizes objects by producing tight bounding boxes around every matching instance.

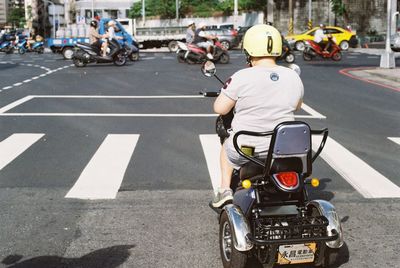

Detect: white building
[75,0,139,23]
[0,0,9,25]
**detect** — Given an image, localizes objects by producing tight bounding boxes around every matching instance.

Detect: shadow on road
[1,244,135,268]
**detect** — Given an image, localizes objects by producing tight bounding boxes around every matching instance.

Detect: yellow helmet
[243,24,282,57]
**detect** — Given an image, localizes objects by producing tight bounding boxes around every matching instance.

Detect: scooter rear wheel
[332,52,342,61]
[219,211,248,268]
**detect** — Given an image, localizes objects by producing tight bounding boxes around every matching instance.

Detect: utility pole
[308,0,312,29]
[233,0,238,29]
[142,0,145,26]
[380,0,395,68]
[176,0,179,20]
[288,0,293,35]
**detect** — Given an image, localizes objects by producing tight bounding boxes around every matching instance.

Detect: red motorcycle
[176,40,230,64]
[302,39,342,61]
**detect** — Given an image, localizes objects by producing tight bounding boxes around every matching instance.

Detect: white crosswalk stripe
[388,137,400,146]
[0,133,44,170]
[199,135,221,194]
[312,136,400,198]
[65,134,140,200]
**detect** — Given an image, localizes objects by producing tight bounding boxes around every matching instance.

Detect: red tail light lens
[275,172,299,188]
[231,29,238,36]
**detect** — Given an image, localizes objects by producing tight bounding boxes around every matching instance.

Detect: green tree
[330,0,348,25]
[8,8,26,28]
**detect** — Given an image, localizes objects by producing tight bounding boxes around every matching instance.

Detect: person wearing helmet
[314,24,326,50]
[89,20,103,50]
[211,24,304,208]
[186,21,196,44]
[193,22,216,60]
[101,20,123,57]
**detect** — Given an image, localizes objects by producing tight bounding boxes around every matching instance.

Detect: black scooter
[277,39,295,63]
[200,61,344,268]
[72,38,127,67]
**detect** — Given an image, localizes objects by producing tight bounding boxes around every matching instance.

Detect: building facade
[75,0,139,23]
[0,0,9,26]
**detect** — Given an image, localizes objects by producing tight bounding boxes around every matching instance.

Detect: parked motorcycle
[200,61,344,268]
[17,39,44,54]
[277,38,295,63]
[303,39,342,61]
[0,40,14,54]
[72,38,127,67]
[176,40,230,64]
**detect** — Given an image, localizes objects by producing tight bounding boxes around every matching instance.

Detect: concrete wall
[271,0,400,35]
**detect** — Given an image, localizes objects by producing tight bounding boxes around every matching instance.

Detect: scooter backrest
[263,121,312,177]
[272,122,311,157]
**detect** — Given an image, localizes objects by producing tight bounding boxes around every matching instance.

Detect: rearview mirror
[201,61,217,77]
[288,63,301,76]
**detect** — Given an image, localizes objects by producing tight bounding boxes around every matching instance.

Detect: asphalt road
[0,50,399,268]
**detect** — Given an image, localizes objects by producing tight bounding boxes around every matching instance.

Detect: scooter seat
[240,160,265,180]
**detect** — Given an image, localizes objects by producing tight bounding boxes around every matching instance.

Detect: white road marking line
[25,95,205,99]
[388,137,400,146]
[0,133,44,171]
[301,103,326,119]
[312,136,400,198]
[13,82,23,87]
[23,79,32,83]
[0,113,219,117]
[0,95,325,119]
[141,57,156,60]
[31,76,39,80]
[0,95,34,113]
[2,86,12,90]
[65,134,139,199]
[200,134,221,194]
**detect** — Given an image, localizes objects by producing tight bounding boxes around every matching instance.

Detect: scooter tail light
[274,172,299,188]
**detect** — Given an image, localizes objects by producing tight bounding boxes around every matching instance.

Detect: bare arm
[214,93,236,115]
[296,99,303,111]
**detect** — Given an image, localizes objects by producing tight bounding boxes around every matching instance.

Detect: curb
[339,67,400,92]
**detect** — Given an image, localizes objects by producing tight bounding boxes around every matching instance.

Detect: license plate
[277,243,316,265]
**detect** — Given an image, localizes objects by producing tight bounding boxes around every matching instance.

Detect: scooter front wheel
[73,58,86,67]
[285,53,295,63]
[303,50,313,61]
[18,48,25,55]
[219,211,248,268]
[218,52,230,64]
[177,50,186,63]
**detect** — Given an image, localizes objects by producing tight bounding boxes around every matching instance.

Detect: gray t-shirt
[221,65,304,152]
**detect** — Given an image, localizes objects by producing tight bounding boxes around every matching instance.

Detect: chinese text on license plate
[277,243,316,264]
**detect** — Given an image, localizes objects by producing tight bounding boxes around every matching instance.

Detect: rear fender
[221,204,253,252]
[306,200,344,248]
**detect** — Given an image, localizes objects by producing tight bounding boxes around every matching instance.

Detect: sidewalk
[341,66,400,91]
[341,48,400,91]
